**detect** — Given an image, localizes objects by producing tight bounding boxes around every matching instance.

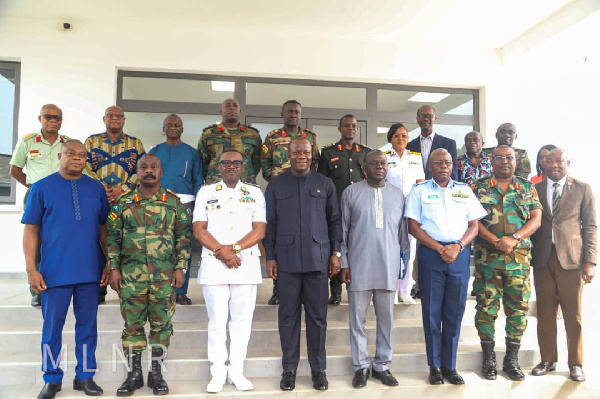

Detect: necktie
[552,182,561,214]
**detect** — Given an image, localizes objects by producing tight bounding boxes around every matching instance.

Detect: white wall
[1,3,597,273]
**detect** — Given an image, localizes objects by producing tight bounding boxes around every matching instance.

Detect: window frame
[0,61,21,205]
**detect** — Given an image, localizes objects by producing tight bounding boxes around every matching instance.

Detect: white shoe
[399,294,416,304]
[207,373,227,393]
[227,371,254,391]
[394,296,400,305]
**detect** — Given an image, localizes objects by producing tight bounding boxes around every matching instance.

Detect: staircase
[1,276,599,398]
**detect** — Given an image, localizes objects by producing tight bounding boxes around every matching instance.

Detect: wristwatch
[121,184,129,192]
[512,233,522,242]
[332,251,341,258]
[233,243,242,253]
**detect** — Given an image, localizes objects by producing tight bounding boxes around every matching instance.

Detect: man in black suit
[406,105,458,181]
[263,137,343,392]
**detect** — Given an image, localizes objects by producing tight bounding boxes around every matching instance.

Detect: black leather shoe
[410,289,420,299]
[569,366,585,382]
[531,361,556,376]
[98,294,106,304]
[31,294,41,307]
[38,382,61,399]
[372,369,398,386]
[311,370,328,390]
[428,368,444,385]
[441,367,465,385]
[352,368,369,388]
[328,294,341,305]
[175,294,192,305]
[280,370,296,391]
[73,378,103,396]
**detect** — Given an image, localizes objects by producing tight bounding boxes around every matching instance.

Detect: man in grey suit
[339,150,410,388]
[530,148,597,382]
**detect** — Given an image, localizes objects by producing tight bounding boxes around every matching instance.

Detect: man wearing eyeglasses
[482,123,531,179]
[406,105,458,181]
[193,149,266,393]
[405,148,486,386]
[84,105,146,303]
[10,104,71,307]
[473,145,542,382]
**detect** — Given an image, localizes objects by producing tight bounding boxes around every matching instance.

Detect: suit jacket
[263,170,342,273]
[531,176,597,270]
[406,132,458,181]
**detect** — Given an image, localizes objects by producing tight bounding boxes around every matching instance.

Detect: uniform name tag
[427,194,439,199]
[331,157,339,162]
[28,150,42,159]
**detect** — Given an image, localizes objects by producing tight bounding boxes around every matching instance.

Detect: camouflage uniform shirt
[106,187,191,282]
[260,127,318,181]
[198,123,262,185]
[473,175,542,269]
[483,147,531,180]
[317,141,370,202]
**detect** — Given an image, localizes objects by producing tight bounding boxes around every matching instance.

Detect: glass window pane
[0,68,16,199]
[377,89,473,117]
[377,122,473,155]
[122,77,234,103]
[124,112,221,150]
[246,83,366,110]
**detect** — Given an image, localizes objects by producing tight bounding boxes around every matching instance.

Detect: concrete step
[7,369,599,399]
[0,343,541,384]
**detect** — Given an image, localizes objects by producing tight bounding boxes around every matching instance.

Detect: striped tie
[552,182,561,214]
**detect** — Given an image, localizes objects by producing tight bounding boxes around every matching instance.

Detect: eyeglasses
[42,114,63,121]
[64,150,87,158]
[417,114,435,119]
[105,113,125,119]
[430,160,452,167]
[219,160,243,168]
[493,155,515,162]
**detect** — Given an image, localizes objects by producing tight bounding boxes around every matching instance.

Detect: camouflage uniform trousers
[119,278,176,355]
[473,261,531,342]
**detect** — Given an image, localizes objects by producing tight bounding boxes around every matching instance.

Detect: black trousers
[278,270,328,371]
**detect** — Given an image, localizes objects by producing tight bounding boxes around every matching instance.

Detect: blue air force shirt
[22,172,110,288]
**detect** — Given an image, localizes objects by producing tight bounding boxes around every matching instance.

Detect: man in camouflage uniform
[9,104,70,307]
[317,114,369,305]
[107,154,191,396]
[483,123,531,179]
[260,100,319,305]
[198,98,262,184]
[261,100,319,181]
[473,145,542,381]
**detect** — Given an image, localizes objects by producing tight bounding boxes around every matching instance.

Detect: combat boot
[480,340,497,380]
[148,348,169,395]
[268,279,279,305]
[116,352,143,396]
[503,338,525,381]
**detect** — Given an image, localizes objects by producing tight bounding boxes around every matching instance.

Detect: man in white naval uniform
[193,149,266,393]
[339,150,410,389]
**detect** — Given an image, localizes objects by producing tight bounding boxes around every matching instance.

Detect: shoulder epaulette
[243,125,260,134]
[322,143,335,149]
[22,133,38,141]
[245,182,261,188]
[415,180,429,186]
[266,129,281,138]
[165,188,178,196]
[383,150,392,155]
[407,150,421,155]
[202,124,218,132]
[454,181,467,186]
[358,143,371,150]
[305,128,315,134]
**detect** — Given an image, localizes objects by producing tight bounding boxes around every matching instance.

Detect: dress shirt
[420,132,435,166]
[547,175,567,214]
[404,179,487,242]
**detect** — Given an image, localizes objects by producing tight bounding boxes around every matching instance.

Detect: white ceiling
[0,0,578,49]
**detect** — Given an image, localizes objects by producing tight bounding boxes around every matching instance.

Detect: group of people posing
[11,100,596,399]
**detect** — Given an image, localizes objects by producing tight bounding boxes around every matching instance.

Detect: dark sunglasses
[42,114,63,121]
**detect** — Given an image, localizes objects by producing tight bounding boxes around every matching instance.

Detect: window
[0,62,20,204]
